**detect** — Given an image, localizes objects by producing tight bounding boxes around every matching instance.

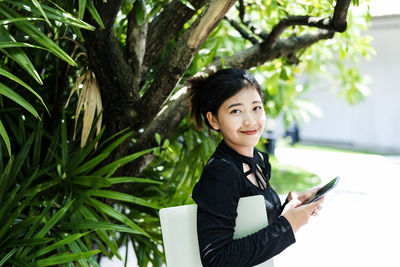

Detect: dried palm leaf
[66,68,102,147]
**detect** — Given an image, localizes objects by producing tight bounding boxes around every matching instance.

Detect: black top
[192,141,296,267]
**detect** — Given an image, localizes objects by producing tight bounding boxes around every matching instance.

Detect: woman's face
[207,87,266,157]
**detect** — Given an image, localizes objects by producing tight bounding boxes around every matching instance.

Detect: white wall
[297,15,400,154]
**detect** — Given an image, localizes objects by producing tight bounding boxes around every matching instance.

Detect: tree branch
[213,30,335,70]
[225,17,259,45]
[132,0,236,131]
[262,0,351,50]
[125,7,148,94]
[332,0,351,32]
[126,88,189,176]
[237,1,269,40]
[143,0,207,73]
[263,16,333,50]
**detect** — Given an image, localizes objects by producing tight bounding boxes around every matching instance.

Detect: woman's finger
[287,191,299,202]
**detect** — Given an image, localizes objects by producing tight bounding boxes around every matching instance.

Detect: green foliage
[0,113,160,266]
[0,0,98,155]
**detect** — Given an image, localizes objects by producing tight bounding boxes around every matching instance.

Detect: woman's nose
[243,113,256,126]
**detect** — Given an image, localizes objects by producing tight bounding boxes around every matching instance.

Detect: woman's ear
[206,112,220,131]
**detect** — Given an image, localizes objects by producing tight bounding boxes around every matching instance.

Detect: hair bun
[187,73,209,130]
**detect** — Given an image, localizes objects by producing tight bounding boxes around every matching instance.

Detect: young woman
[187,68,323,267]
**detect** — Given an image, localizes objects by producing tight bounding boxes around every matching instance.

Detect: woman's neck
[223,140,254,158]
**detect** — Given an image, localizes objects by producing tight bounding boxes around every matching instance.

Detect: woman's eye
[231,109,241,114]
[253,106,263,111]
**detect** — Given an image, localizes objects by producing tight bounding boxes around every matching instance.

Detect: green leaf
[133,0,146,25]
[155,133,161,145]
[10,132,35,182]
[0,41,46,49]
[0,17,45,25]
[67,240,89,267]
[78,0,87,19]
[32,250,101,267]
[109,177,162,185]
[62,220,141,234]
[95,127,130,152]
[30,0,52,26]
[4,237,53,248]
[35,199,74,238]
[30,232,91,259]
[71,176,112,187]
[99,130,133,156]
[0,67,48,112]
[61,111,68,167]
[86,0,105,29]
[0,44,43,84]
[0,83,39,118]
[17,197,56,256]
[69,127,105,170]
[0,156,14,206]
[75,238,99,267]
[88,198,149,237]
[3,216,40,244]
[77,205,121,260]
[0,119,11,156]
[0,184,20,226]
[91,190,160,209]
[92,148,154,176]
[0,209,21,241]
[71,153,110,176]
[0,4,77,66]
[32,117,43,167]
[11,1,95,30]
[280,68,289,80]
[0,248,17,266]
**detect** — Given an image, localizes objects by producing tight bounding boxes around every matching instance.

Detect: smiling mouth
[240,129,258,135]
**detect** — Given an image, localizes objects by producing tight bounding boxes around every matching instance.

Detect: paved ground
[273,147,400,267]
[101,146,400,266]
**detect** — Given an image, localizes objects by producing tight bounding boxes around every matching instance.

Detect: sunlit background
[274,1,400,266]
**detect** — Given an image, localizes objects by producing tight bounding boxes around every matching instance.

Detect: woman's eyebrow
[227,103,242,109]
[227,100,262,109]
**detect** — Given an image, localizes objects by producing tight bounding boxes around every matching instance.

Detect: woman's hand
[286,187,321,205]
[281,197,324,233]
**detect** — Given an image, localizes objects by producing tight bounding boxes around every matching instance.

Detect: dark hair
[187,68,263,130]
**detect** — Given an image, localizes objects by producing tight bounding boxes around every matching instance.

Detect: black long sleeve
[192,142,295,267]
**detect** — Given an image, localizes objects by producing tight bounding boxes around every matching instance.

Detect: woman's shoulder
[193,155,242,204]
[194,153,242,191]
[202,155,238,177]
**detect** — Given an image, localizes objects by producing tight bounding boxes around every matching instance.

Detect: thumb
[305,199,322,211]
[288,191,299,201]
[287,198,301,208]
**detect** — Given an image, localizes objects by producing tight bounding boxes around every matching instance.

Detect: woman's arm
[197,207,295,267]
[193,160,295,267]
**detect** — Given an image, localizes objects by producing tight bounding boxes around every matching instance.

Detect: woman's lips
[241,129,258,135]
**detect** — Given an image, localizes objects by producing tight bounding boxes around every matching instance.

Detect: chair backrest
[159,195,274,267]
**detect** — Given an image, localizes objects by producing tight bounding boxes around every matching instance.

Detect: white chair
[159,195,274,267]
